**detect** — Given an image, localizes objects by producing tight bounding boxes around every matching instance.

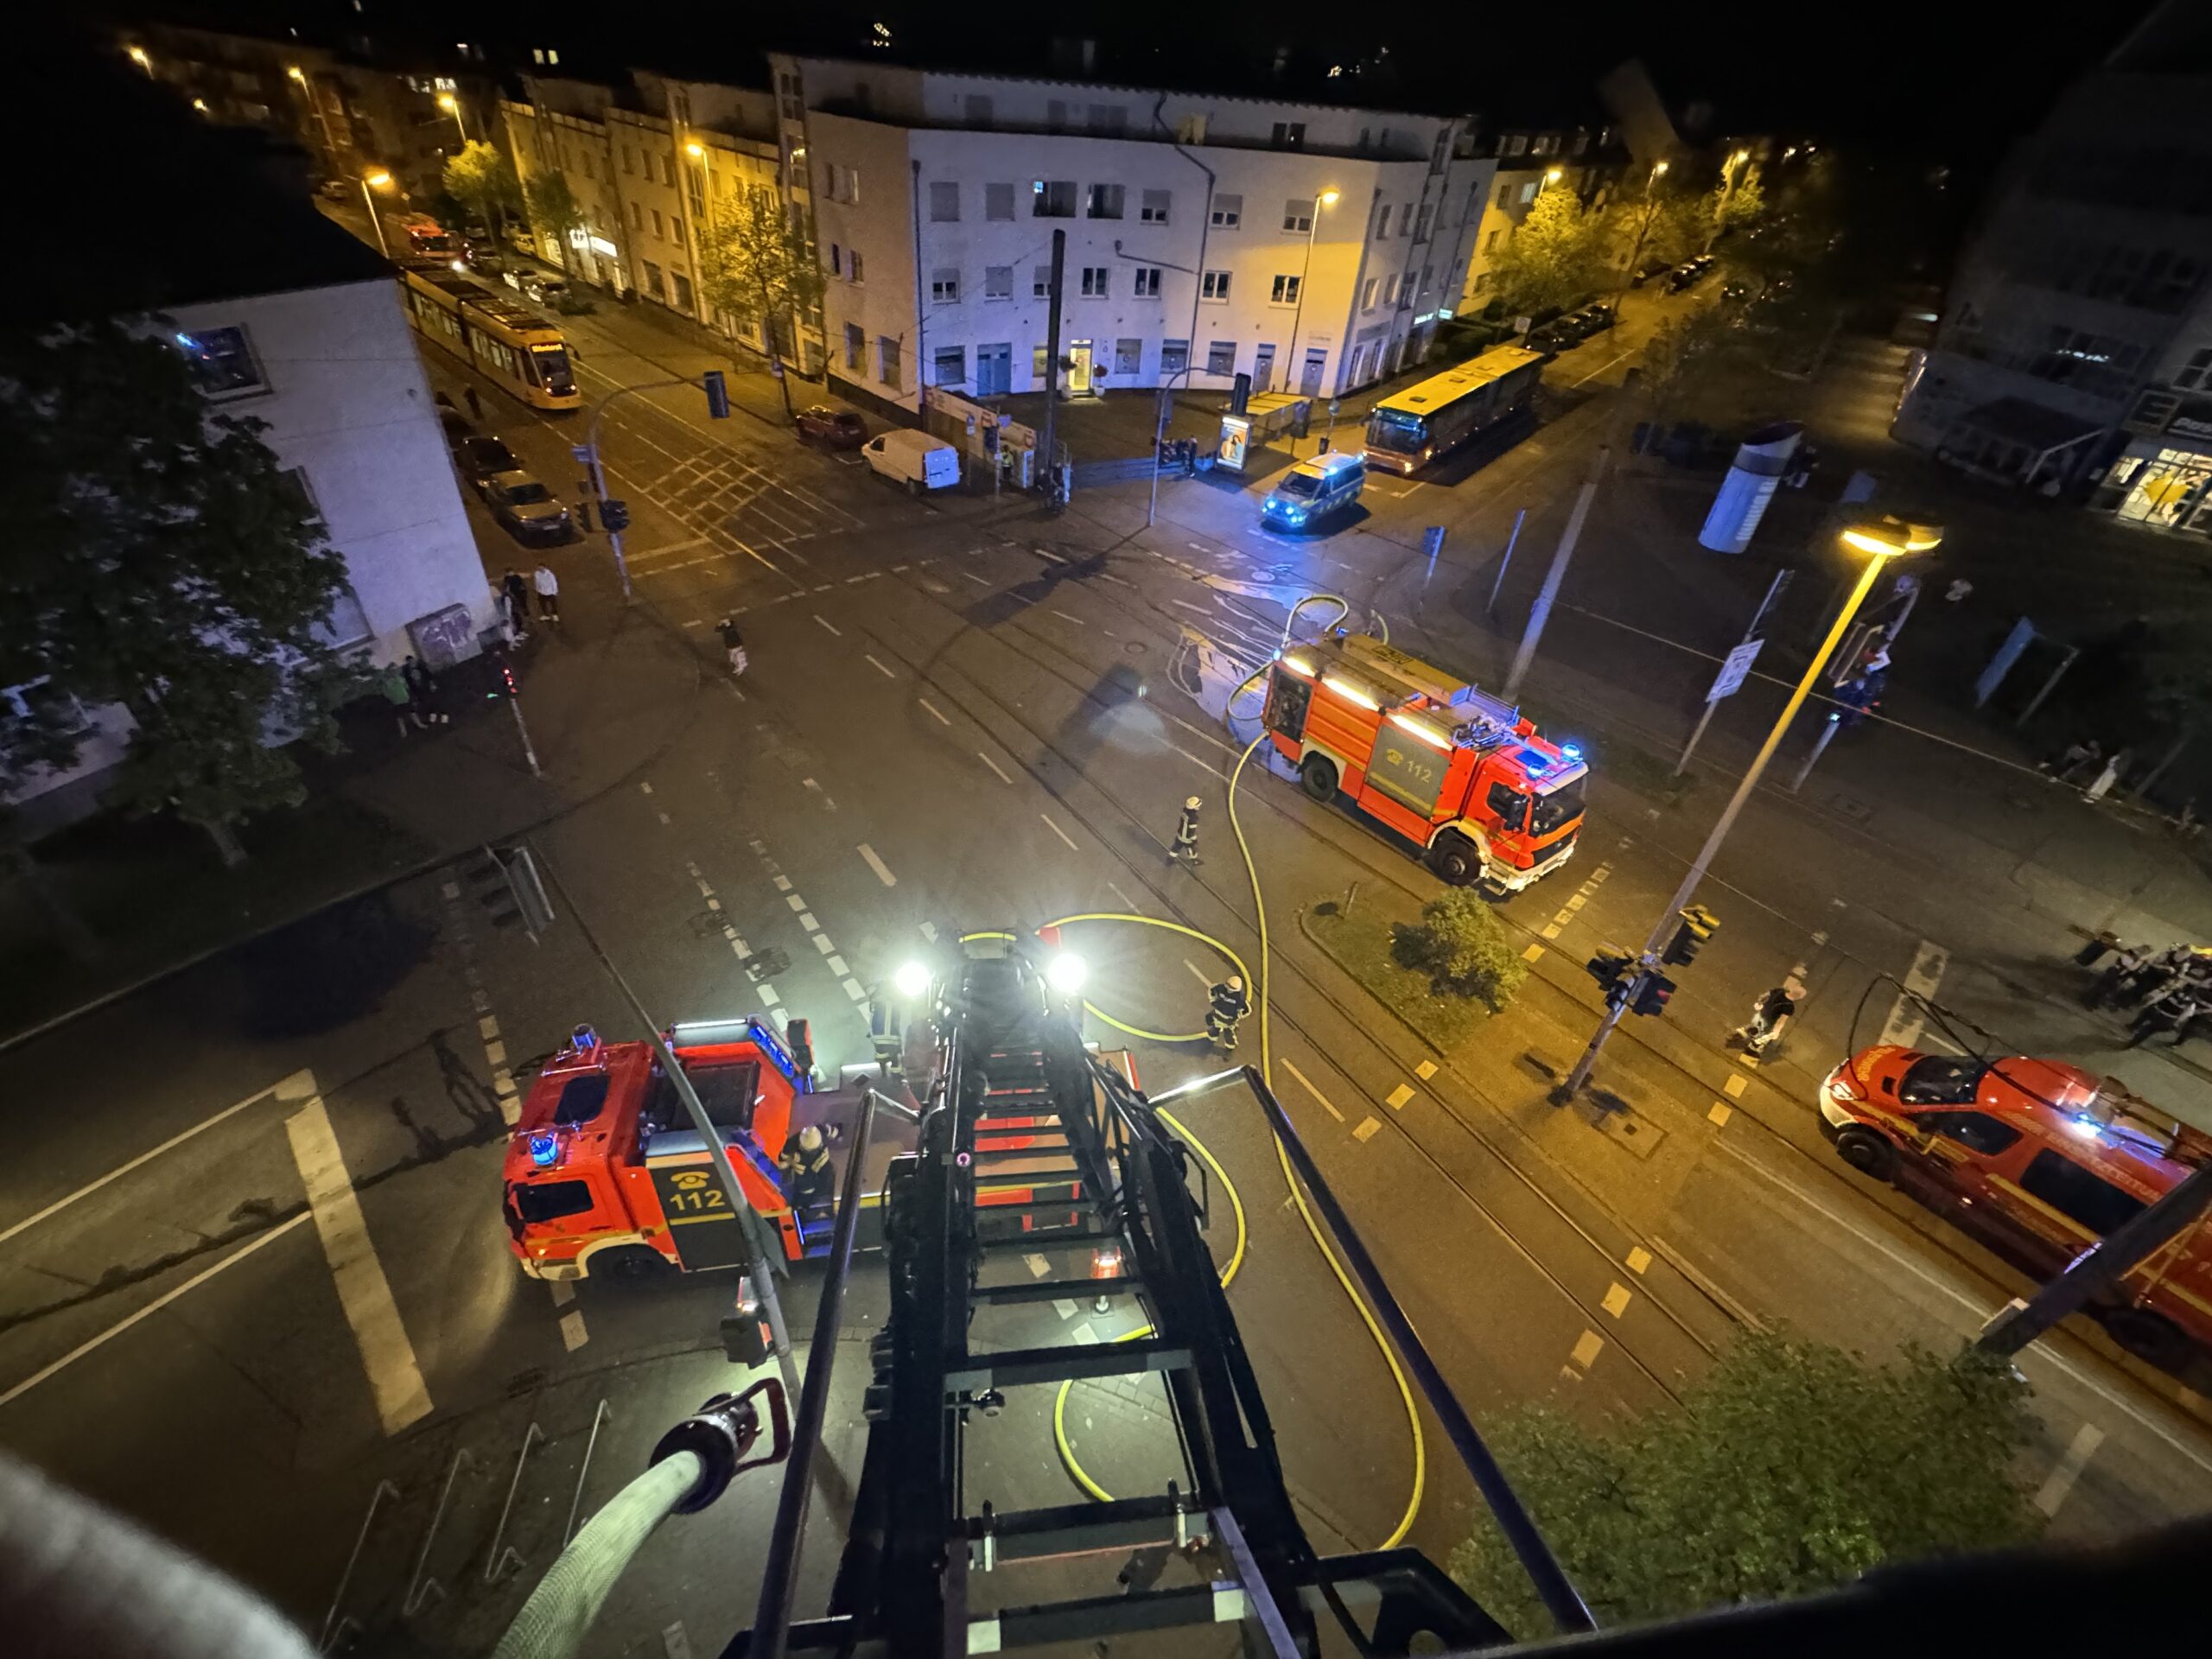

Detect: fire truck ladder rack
[725,940,1585,1659]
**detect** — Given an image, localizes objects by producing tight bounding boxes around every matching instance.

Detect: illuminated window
[175,325,264,398]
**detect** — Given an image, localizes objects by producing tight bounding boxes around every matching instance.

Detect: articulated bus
[398,268,581,412]
[1363,345,1544,475]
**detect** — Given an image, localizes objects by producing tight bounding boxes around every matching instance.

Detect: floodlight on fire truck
[893,960,931,999]
[1046,952,1088,995]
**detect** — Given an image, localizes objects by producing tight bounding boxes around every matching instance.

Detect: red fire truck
[1262,633,1586,893]
[1821,1045,2212,1365]
[500,1014,1135,1280]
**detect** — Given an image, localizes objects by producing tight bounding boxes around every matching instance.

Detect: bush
[1390,889,1527,1012]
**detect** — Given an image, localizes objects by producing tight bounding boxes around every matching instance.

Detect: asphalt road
[4,276,2210,1656]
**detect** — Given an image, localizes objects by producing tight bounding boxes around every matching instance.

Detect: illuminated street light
[1545,166,1564,182]
[287,64,305,82]
[127,45,150,70]
[437,91,468,144]
[685,141,705,159]
[361,168,395,258]
[191,97,209,114]
[1283,184,1343,454]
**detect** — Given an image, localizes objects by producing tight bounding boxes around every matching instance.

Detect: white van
[861,429,961,493]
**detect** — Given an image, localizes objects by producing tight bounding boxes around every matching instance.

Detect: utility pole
[577,377,693,601]
[531,847,804,1400]
[1039,227,1065,502]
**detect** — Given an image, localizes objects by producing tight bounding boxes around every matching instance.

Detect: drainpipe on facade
[911,158,926,423]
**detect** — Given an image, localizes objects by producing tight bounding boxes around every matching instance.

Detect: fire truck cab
[1822,1046,2212,1365]
[1262,633,1586,893]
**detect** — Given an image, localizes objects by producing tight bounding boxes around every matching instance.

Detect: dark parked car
[796,404,868,448]
[483,471,573,544]
[1631,259,1670,287]
[1664,263,1702,293]
[1570,303,1616,335]
[1526,320,1580,353]
[434,394,472,444]
[456,435,522,489]
[1720,279,1751,304]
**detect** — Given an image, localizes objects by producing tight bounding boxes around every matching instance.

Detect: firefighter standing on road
[1206,975,1250,1051]
[779,1124,833,1220]
[1172,797,1203,866]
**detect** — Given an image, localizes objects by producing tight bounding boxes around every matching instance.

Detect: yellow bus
[1363,345,1543,475]
[398,268,581,412]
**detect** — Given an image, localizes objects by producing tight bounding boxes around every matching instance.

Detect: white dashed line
[978,752,1013,785]
[1569,1331,1605,1370]
[1600,1282,1632,1319]
[1384,1084,1414,1111]
[815,614,842,635]
[1281,1058,1344,1122]
[559,1311,588,1351]
[2034,1424,2106,1517]
[1184,959,1213,986]
[919,697,951,725]
[1040,814,1079,852]
[1352,1116,1382,1142]
[1624,1246,1652,1274]
[865,653,896,678]
[1708,1102,1733,1127]
[858,843,897,887]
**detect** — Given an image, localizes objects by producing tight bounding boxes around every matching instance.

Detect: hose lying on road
[490,1452,701,1659]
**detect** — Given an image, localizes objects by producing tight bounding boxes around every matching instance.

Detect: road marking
[962,571,989,585]
[1879,938,1949,1047]
[549,1279,575,1307]
[786,893,808,912]
[1054,1298,1078,1321]
[919,697,951,725]
[1040,813,1080,852]
[1184,958,1213,986]
[2033,1423,2107,1517]
[1026,1253,1050,1278]
[287,1098,433,1433]
[1722,1074,1746,1098]
[1353,1116,1382,1142]
[1073,1324,1100,1345]
[815,614,842,635]
[1171,744,1221,774]
[1624,1246,1652,1274]
[1385,1084,1414,1111]
[1708,1102,1733,1127]
[1414,1061,1437,1080]
[0,1210,313,1410]
[1108,881,1140,912]
[1522,944,1546,963]
[978,752,1013,785]
[1281,1059,1344,1121]
[843,979,868,1002]
[663,1621,694,1659]
[1601,1283,1632,1319]
[799,912,821,932]
[1569,1330,1605,1370]
[828,955,849,976]
[559,1311,589,1352]
[1541,924,1563,939]
[658,811,671,824]
[639,782,654,795]
[0,1070,314,1247]
[759,986,781,1008]
[865,653,896,678]
[1052,609,1083,623]
[858,844,898,887]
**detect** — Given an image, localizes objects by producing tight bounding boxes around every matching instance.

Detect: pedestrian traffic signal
[1586,946,1636,1007]
[487,662,518,700]
[703,370,730,420]
[1631,973,1675,1017]
[601,498,630,532]
[1660,905,1719,967]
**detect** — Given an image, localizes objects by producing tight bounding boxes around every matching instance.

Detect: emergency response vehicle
[1821,1045,2212,1365]
[500,1011,1138,1281]
[1262,633,1586,892]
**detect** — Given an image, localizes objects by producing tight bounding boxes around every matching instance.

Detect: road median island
[1300,892,1496,1055]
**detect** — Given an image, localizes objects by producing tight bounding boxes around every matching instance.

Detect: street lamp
[1552,512,1943,1103]
[1616,158,1669,302]
[437,92,468,145]
[361,169,395,258]
[1283,186,1340,448]
[127,45,151,71]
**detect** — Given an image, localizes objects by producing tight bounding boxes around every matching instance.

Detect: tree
[1484,185,1606,322]
[524,171,585,269]
[444,141,522,236]
[1612,178,1706,280]
[697,186,825,420]
[1706,170,1767,253]
[1637,306,1745,427]
[1391,888,1528,1012]
[1448,1333,2043,1639]
[0,319,349,868]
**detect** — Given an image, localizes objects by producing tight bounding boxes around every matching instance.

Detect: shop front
[2093,394,2212,537]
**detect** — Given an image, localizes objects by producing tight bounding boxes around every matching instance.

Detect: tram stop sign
[1707,639,1764,702]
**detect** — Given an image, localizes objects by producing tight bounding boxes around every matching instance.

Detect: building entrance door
[1300,347,1326,396]
[1067,340,1094,395]
[1253,343,1276,392]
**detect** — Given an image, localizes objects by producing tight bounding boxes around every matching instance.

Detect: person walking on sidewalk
[532,562,561,622]
[719,616,747,676]
[2039,738,2101,784]
[1732,977,1804,1057]
[1205,976,1250,1052]
[1170,797,1203,866]
[501,569,532,639]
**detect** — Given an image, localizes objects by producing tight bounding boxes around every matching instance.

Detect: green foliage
[1485,185,1607,321]
[1390,888,1527,1011]
[1449,1333,2043,1638]
[1713,171,1766,240]
[697,187,827,354]
[1637,306,1745,423]
[443,141,522,232]
[1613,178,1706,276]
[524,170,585,259]
[0,319,347,857]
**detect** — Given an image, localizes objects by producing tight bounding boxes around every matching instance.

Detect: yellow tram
[398,268,581,412]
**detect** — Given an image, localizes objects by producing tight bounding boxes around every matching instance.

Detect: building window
[930,181,959,221]
[1206,340,1236,375]
[1272,121,1306,149]
[1200,270,1231,302]
[880,335,901,388]
[1270,274,1300,305]
[1210,193,1241,229]
[1046,99,1069,130]
[1518,181,1537,204]
[849,250,865,283]
[644,261,666,300]
[2177,346,2212,390]
[1033,344,1050,379]
[1141,189,1171,223]
[931,268,960,303]
[1160,338,1189,376]
[652,208,665,240]
[175,324,264,397]
[964,93,993,125]
[1080,266,1109,297]
[986,181,1014,220]
[1414,207,1432,242]
[1503,135,1527,157]
[1134,267,1161,298]
[984,265,1013,300]
[1496,182,1510,207]
[1086,183,1125,219]
[674,271,694,311]
[1373,199,1392,239]
[1089,104,1128,134]
[845,323,865,371]
[1360,277,1377,309]
[779,72,804,120]
[933,346,965,385]
[1033,264,1052,298]
[1486,229,1500,251]
[1116,337,1142,373]
[1283,199,1314,233]
[1033,179,1077,217]
[1398,204,1414,236]
[830,243,842,276]
[672,219,685,250]
[623,145,635,175]
[1475,271,1491,292]
[661,155,676,188]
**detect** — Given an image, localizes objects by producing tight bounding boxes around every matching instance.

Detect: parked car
[1631,258,1670,287]
[1526,319,1580,353]
[1567,303,1616,336]
[1664,263,1703,293]
[317,178,351,203]
[1720,279,1751,304]
[434,393,473,445]
[504,268,568,306]
[483,471,574,543]
[861,429,960,493]
[455,435,523,490]
[796,404,868,448]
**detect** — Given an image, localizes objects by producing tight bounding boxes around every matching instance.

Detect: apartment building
[1461,124,1631,311]
[1893,3,2212,532]
[769,54,1495,413]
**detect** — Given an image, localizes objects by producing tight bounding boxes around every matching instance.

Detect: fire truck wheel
[1299,754,1338,802]
[1427,832,1481,887]
[2099,1306,2190,1368]
[1833,1127,1896,1182]
[594,1244,674,1280]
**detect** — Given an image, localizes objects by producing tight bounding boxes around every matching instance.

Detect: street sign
[1329,397,1341,417]
[1707,639,1764,702]
[570,444,593,465]
[1422,525,1446,558]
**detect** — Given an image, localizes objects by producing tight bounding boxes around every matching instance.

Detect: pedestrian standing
[532,561,561,622]
[2083,748,2131,804]
[2041,738,2101,783]
[1170,796,1202,865]
[1205,976,1250,1051]
[1732,977,1804,1057]
[2129,982,2197,1046]
[401,653,448,727]
[502,568,532,639]
[719,616,747,676]
[380,664,423,735]
[2085,943,2148,1008]
[464,386,483,423]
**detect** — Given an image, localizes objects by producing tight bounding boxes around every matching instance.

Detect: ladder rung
[976,1275,1134,1306]
[947,1337,1190,1391]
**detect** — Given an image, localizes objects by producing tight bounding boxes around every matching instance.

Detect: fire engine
[1262,633,1586,892]
[1821,1045,2212,1365]
[501,1011,1136,1280]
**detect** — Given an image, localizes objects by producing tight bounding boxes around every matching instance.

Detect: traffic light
[1585,946,1635,1008]
[601,497,630,532]
[1631,973,1676,1017]
[703,370,730,419]
[1660,904,1719,968]
[486,661,518,700]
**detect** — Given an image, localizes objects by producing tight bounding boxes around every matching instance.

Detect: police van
[1262,450,1366,531]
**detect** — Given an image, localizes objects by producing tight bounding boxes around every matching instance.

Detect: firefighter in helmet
[1205,975,1250,1051]
[779,1123,834,1221]
[1172,797,1203,866]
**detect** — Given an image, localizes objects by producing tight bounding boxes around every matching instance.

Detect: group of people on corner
[496,563,562,641]
[2039,738,2199,832]
[379,653,450,737]
[2082,938,2212,1048]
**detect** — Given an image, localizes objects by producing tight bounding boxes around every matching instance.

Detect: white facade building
[1460,125,1630,311]
[769,55,1494,413]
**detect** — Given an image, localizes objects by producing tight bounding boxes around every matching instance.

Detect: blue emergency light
[1561,743,1583,762]
[529,1131,559,1167]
